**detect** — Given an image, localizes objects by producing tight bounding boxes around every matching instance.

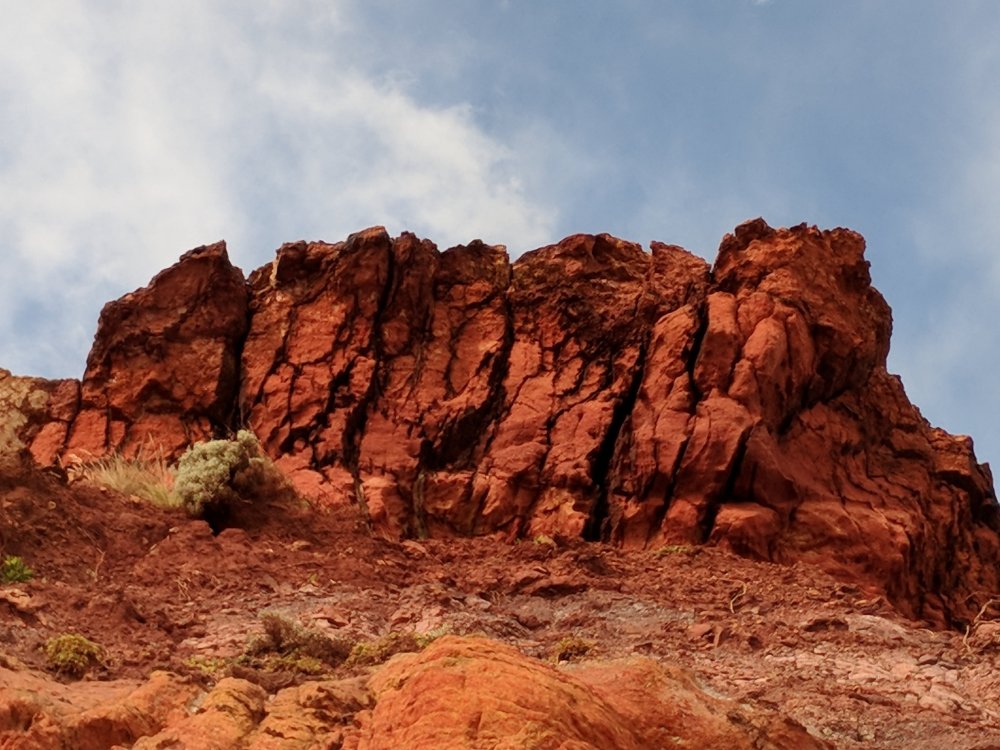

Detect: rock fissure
[474,293,516,461]
[586,341,649,542]
[342,243,396,493]
[9,220,1000,625]
[703,425,753,543]
[685,299,711,405]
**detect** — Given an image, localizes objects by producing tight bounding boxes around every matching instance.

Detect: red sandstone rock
[0,639,828,749]
[131,677,267,749]
[0,369,79,468]
[3,219,998,626]
[64,241,248,459]
[351,635,830,750]
[0,667,198,750]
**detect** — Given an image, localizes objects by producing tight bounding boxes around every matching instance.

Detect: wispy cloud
[0,1,555,378]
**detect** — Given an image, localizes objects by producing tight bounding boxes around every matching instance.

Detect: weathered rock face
[239,230,711,542]
[606,220,1000,624]
[6,220,999,625]
[0,369,78,468]
[0,638,829,749]
[0,667,199,750]
[352,636,831,750]
[64,241,249,459]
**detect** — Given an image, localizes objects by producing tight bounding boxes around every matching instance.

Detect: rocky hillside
[3,455,1000,749]
[2,219,998,628]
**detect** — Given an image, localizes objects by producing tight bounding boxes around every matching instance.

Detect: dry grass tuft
[71,450,178,509]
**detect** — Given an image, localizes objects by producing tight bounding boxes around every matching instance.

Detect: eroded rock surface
[0,667,198,750]
[0,369,78,468]
[0,639,828,750]
[63,241,248,460]
[353,635,830,750]
[4,220,999,625]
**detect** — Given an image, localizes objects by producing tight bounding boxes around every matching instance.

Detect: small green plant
[549,636,594,663]
[44,634,103,677]
[240,611,352,676]
[532,534,557,548]
[183,654,230,677]
[1,555,33,583]
[345,629,443,667]
[171,430,294,518]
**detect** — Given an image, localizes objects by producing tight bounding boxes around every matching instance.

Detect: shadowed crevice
[585,342,649,542]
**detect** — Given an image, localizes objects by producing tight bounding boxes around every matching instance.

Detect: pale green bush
[44,634,104,677]
[171,430,291,518]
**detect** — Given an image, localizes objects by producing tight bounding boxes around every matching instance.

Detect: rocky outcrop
[4,220,999,625]
[0,638,828,749]
[606,221,1000,625]
[0,369,78,469]
[63,241,249,460]
[0,667,199,750]
[238,229,710,542]
[352,636,830,750]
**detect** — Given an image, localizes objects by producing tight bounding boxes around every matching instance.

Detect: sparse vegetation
[549,636,594,663]
[0,555,33,583]
[172,430,295,518]
[72,451,178,509]
[240,611,352,676]
[44,634,104,677]
[67,431,297,523]
[183,654,229,676]
[345,629,443,667]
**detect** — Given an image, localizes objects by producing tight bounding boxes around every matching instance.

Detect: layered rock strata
[8,220,999,625]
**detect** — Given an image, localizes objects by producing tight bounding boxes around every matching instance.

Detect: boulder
[350,635,830,749]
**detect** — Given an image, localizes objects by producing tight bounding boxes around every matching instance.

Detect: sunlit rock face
[10,219,1000,626]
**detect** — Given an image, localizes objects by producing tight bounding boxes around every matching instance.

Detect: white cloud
[248,58,553,253]
[0,1,556,378]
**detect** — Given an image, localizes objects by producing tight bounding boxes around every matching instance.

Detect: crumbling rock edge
[3,218,999,627]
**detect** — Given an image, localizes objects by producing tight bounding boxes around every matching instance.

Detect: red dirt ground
[3,462,1000,749]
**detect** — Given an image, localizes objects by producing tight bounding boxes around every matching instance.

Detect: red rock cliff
[9,220,1000,626]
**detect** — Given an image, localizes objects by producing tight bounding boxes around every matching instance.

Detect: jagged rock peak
[4,219,998,627]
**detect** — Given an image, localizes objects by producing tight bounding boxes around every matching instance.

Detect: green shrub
[240,611,352,676]
[44,634,103,677]
[171,430,292,518]
[345,630,443,667]
[1,555,33,583]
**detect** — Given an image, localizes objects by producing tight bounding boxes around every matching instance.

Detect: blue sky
[2,1,998,469]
